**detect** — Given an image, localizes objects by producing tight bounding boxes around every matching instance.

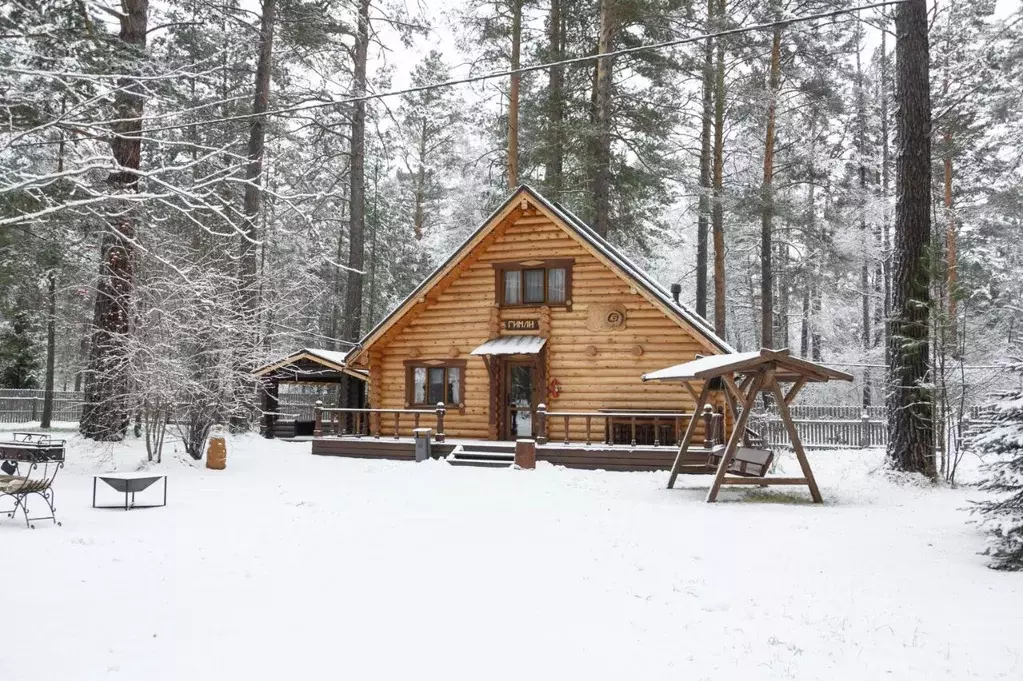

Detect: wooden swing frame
[642,349,853,503]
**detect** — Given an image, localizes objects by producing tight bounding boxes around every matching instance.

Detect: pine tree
[0,302,40,389]
[396,51,462,242]
[973,355,1023,570]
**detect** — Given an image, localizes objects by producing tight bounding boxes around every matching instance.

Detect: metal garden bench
[0,433,65,528]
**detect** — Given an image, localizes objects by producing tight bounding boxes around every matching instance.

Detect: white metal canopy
[470,336,547,356]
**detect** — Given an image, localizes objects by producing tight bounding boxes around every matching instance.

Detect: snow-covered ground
[3,429,1020,680]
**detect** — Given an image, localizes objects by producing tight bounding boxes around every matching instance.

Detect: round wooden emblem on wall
[586,302,628,332]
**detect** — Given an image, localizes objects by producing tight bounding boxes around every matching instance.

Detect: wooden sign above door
[504,319,539,331]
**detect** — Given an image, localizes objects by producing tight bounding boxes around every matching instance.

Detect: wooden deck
[309,436,714,472]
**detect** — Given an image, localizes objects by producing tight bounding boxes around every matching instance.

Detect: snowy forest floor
[2,429,1019,680]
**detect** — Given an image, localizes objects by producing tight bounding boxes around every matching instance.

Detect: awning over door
[471,335,547,356]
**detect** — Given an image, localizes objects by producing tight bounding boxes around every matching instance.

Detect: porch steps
[446,443,516,468]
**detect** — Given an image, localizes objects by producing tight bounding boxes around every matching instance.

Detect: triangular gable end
[349,186,731,366]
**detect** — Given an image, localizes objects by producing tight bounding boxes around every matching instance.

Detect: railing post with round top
[393,412,400,439]
[313,401,323,437]
[702,404,714,446]
[860,411,870,448]
[653,416,660,447]
[536,404,547,445]
[435,403,446,443]
[630,416,637,447]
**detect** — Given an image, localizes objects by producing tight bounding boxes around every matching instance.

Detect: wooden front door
[501,359,537,440]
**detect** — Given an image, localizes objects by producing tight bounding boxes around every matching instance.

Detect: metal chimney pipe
[670,283,682,304]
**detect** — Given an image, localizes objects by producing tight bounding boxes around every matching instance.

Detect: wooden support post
[515,438,536,469]
[768,374,823,503]
[536,403,547,445]
[563,415,570,445]
[784,376,807,405]
[630,415,637,446]
[653,416,660,447]
[435,403,446,443]
[393,413,400,439]
[706,369,766,502]
[585,416,592,445]
[667,382,712,489]
[263,379,278,438]
[313,401,323,437]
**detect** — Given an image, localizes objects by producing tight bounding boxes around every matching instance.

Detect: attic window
[495,259,573,307]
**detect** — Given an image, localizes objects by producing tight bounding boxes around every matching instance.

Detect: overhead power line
[135,0,908,135]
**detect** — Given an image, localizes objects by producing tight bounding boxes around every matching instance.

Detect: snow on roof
[352,185,733,360]
[470,336,547,356]
[253,347,367,379]
[303,348,353,368]
[641,349,854,383]
[641,351,762,382]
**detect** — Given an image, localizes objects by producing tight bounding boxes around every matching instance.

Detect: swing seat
[707,445,774,477]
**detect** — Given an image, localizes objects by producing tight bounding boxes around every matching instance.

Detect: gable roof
[349,186,734,364]
[253,347,368,381]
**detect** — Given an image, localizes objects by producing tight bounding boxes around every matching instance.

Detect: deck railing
[314,402,447,442]
[536,404,723,447]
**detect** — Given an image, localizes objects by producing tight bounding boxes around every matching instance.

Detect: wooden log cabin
[307,186,738,470]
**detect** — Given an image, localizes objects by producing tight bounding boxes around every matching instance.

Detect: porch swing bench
[707,444,774,478]
[642,348,853,502]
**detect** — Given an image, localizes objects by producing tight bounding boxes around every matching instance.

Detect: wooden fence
[757,405,995,449]
[1,389,999,448]
[0,389,83,423]
[0,389,320,425]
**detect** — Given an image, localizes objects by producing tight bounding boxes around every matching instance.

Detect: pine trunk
[856,28,871,408]
[711,0,727,337]
[240,0,275,338]
[944,130,957,345]
[591,0,615,238]
[760,20,781,350]
[235,0,276,429]
[340,0,371,410]
[887,0,934,476]
[695,0,714,320]
[81,0,147,441]
[508,0,522,188]
[41,270,56,428]
[880,19,892,356]
[800,285,810,357]
[414,120,426,240]
[546,0,565,193]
